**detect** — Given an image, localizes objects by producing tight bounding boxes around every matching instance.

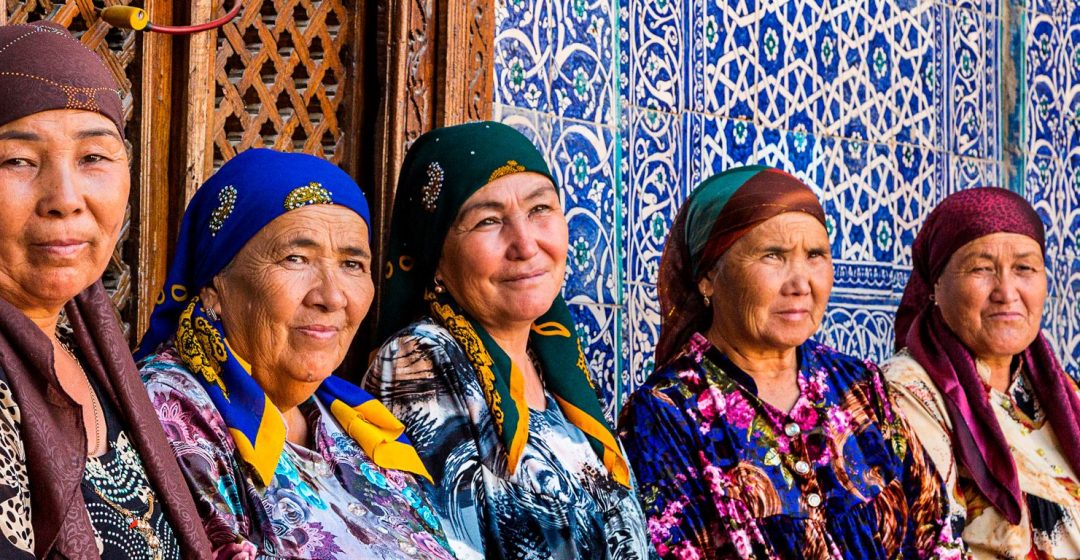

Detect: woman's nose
[506,219,540,260]
[35,161,84,217]
[306,266,348,311]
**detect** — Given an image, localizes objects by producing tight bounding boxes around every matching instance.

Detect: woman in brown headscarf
[0,22,210,559]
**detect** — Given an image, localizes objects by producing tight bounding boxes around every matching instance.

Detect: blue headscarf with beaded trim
[137,148,430,485]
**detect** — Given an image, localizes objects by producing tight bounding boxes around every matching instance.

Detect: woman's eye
[530,204,553,215]
[81,154,106,164]
[1,157,32,168]
[474,217,500,228]
[284,255,307,265]
[343,259,368,272]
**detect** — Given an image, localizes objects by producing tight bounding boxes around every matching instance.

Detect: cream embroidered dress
[886,350,1080,559]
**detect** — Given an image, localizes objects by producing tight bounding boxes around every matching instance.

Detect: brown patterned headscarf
[0,21,124,136]
[895,186,1080,525]
[655,165,825,367]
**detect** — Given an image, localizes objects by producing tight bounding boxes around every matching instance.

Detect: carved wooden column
[370,0,494,324]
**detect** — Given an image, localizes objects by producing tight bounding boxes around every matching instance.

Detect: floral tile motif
[494,103,554,156]
[1026,9,1065,160]
[623,281,660,402]
[756,0,828,132]
[623,108,684,289]
[819,293,901,365]
[552,119,619,304]
[620,0,682,111]
[568,303,620,424]
[552,0,615,122]
[688,0,760,119]
[893,0,943,148]
[495,0,553,112]
[1025,155,1067,264]
[893,144,945,266]
[947,154,1002,194]
[821,139,898,267]
[945,6,999,159]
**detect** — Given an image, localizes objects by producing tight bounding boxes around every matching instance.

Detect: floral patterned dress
[365,319,655,560]
[619,333,965,560]
[886,350,1080,559]
[140,344,456,559]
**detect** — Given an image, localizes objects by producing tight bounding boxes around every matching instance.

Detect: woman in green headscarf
[365,121,654,560]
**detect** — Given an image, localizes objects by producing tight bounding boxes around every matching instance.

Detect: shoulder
[377,318,464,358]
[882,349,953,430]
[367,318,472,383]
[140,346,213,404]
[803,339,883,380]
[138,345,231,443]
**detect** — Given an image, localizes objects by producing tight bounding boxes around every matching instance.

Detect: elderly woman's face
[0,109,129,314]
[437,172,568,333]
[934,232,1046,363]
[202,205,373,394]
[698,213,833,354]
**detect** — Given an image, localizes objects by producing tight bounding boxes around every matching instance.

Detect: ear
[199,277,225,317]
[697,274,713,299]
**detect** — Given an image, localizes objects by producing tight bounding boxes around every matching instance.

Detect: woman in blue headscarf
[135,149,455,559]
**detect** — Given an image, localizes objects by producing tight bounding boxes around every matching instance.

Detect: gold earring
[702,294,711,306]
[433,277,446,294]
[205,306,220,322]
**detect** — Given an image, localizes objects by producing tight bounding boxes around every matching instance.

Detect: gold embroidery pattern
[427,291,504,428]
[488,160,526,183]
[176,301,229,400]
[420,162,445,213]
[283,182,333,210]
[209,186,237,236]
[575,337,595,390]
[0,72,120,113]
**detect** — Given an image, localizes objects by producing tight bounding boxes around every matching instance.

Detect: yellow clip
[100,6,149,31]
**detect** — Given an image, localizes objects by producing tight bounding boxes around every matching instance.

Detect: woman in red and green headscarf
[619,166,965,559]
[365,121,654,560]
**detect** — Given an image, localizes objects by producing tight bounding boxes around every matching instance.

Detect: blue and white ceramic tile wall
[493,0,1080,418]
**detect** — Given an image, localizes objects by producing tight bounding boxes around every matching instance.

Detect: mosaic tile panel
[495,0,553,112]
[494,0,1080,414]
[620,0,682,111]
[568,303,620,423]
[551,120,619,305]
[551,0,616,122]
[687,0,759,119]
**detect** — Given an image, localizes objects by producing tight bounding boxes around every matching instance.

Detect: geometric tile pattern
[494,0,1080,420]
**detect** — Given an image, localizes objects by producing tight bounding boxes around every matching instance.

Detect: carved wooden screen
[2,0,171,341]
[181,0,364,197]
[3,0,495,351]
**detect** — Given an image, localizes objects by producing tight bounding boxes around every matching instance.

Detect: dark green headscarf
[379,121,630,487]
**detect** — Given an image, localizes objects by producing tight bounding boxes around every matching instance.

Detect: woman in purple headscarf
[885,187,1080,558]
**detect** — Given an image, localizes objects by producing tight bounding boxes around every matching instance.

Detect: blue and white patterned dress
[365,318,655,560]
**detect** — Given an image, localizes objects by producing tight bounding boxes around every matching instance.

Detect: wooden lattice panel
[5,0,140,339]
[211,0,355,169]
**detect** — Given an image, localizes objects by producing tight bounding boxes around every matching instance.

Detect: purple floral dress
[618,333,966,560]
[140,344,456,559]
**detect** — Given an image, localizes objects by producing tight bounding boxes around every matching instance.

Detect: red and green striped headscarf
[655,165,825,366]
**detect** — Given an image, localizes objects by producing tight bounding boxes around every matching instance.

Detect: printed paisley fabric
[141,344,455,559]
[887,350,1080,559]
[365,318,656,560]
[619,333,965,560]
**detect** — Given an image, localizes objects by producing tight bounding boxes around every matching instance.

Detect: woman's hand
[213,540,257,560]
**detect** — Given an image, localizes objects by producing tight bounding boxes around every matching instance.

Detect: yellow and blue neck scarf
[137,148,429,485]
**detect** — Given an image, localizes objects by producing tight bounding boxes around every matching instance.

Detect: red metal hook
[101,1,242,35]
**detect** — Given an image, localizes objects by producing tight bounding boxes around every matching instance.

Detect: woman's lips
[295,325,340,340]
[775,309,811,320]
[501,270,547,284]
[32,239,89,258]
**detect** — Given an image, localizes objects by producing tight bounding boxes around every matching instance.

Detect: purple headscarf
[895,186,1080,525]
